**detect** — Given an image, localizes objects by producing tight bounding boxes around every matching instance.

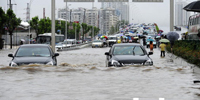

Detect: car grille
[119,60,145,65]
[17,62,46,66]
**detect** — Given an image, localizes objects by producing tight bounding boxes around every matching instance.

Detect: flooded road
[0,46,200,100]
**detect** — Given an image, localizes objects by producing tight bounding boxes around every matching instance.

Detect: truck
[107,35,117,47]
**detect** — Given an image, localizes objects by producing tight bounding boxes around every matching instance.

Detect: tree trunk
[0,38,3,49]
[10,33,12,49]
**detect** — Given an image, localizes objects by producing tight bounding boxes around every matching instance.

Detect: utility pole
[9,0,16,10]
[8,0,16,49]
[92,2,94,41]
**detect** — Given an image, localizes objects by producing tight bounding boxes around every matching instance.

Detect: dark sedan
[8,44,59,67]
[105,43,153,67]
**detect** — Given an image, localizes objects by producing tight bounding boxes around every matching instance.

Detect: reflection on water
[0,47,200,100]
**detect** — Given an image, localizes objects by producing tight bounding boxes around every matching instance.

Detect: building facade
[175,0,191,26]
[101,2,129,22]
[85,7,99,27]
[99,8,119,35]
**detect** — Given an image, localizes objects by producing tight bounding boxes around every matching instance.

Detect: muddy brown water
[0,46,200,100]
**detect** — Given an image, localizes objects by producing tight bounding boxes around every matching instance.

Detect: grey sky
[0,0,196,31]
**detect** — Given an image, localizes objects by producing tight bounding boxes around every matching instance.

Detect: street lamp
[28,0,34,44]
[65,3,71,39]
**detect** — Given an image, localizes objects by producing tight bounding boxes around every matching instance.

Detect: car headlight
[144,59,153,66]
[46,61,54,65]
[10,61,18,67]
[111,60,121,66]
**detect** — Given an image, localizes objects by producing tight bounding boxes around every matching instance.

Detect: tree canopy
[5,8,21,49]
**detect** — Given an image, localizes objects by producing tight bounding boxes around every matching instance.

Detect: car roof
[19,44,50,47]
[113,43,142,46]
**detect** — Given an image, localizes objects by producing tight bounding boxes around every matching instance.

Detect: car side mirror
[105,52,109,55]
[148,52,153,55]
[8,54,14,57]
[54,53,59,57]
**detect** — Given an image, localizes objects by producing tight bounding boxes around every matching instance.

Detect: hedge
[166,40,200,67]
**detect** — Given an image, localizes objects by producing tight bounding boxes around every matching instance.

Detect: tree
[75,23,81,40]
[0,7,7,49]
[30,16,39,36]
[94,27,100,37]
[5,9,21,49]
[81,23,91,41]
[38,17,51,34]
[109,26,115,35]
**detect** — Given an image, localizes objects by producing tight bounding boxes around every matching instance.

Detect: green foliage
[81,23,92,39]
[94,27,100,36]
[5,8,21,49]
[38,17,51,34]
[166,40,200,67]
[109,26,115,35]
[5,9,21,35]
[0,7,7,38]
[30,16,39,36]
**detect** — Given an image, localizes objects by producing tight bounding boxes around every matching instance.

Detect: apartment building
[175,0,191,26]
[85,7,99,27]
[99,8,119,35]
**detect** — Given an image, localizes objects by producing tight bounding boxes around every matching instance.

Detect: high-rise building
[99,8,119,35]
[57,8,70,21]
[85,7,99,27]
[71,8,85,24]
[101,2,129,22]
[175,0,191,26]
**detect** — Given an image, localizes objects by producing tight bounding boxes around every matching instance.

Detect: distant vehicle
[107,36,117,47]
[187,13,200,40]
[105,43,153,67]
[76,40,82,44]
[174,26,181,31]
[92,40,103,48]
[36,33,64,44]
[63,39,76,47]
[8,44,59,66]
[55,42,64,50]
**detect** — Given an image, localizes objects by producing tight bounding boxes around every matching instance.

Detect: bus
[188,13,200,40]
[36,33,65,44]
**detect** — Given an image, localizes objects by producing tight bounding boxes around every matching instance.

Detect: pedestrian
[159,42,166,57]
[20,40,23,45]
[149,41,153,52]
[143,38,146,46]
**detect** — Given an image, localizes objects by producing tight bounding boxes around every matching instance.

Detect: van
[63,39,76,48]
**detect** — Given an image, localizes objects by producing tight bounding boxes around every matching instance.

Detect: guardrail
[57,42,92,51]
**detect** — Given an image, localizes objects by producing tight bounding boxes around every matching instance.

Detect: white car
[92,40,104,48]
[55,42,64,50]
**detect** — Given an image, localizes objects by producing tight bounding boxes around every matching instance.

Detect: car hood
[108,40,116,42]
[111,55,149,64]
[13,57,52,64]
[92,42,103,44]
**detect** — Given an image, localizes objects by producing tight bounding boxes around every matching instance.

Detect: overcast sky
[0,0,196,31]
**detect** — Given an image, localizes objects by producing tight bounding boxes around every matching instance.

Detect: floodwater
[0,45,200,100]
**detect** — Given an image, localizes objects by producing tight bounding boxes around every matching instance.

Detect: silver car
[55,42,64,50]
[92,40,104,48]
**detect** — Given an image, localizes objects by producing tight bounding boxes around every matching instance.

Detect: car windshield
[16,47,51,57]
[56,42,63,46]
[108,37,116,40]
[93,40,102,42]
[113,46,145,55]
